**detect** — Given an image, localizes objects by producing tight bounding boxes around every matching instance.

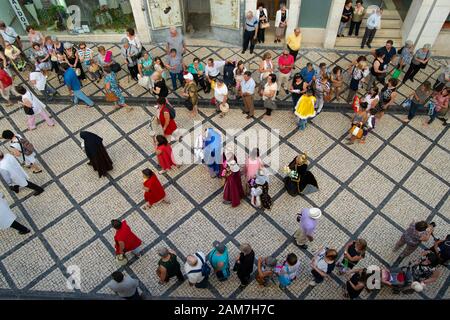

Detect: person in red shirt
[277,50,294,95]
[112,219,143,259]
[0,67,15,106]
[142,168,170,209]
[154,135,177,174]
[156,97,180,141]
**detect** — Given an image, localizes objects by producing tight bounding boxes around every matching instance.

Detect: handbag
[427,101,435,116]
[392,68,402,79]
[89,63,100,73]
[111,62,121,73]
[24,106,34,115]
[105,91,119,102]
[349,124,363,139]
[260,22,270,29]
[324,91,332,103]
[138,74,150,88]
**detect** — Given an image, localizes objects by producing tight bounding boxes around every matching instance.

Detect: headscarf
[80,131,104,159]
[203,128,222,174]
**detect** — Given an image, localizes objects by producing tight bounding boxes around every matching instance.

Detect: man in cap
[156,247,184,284]
[208,241,230,281]
[184,251,209,288]
[182,72,198,117]
[293,207,322,249]
[256,256,277,286]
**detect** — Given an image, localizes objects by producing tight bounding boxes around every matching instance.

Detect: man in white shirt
[205,58,226,93]
[361,8,383,49]
[184,252,209,288]
[241,71,256,118]
[29,67,57,102]
[0,21,21,50]
[108,271,142,300]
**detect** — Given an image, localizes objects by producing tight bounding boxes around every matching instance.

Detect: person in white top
[0,152,44,195]
[364,87,380,111]
[259,52,274,84]
[361,8,383,49]
[126,27,143,51]
[262,73,278,117]
[205,58,226,93]
[0,21,22,51]
[276,253,301,288]
[214,78,229,117]
[0,192,30,235]
[184,252,209,288]
[274,4,289,43]
[29,67,56,102]
[15,85,55,130]
[1,130,41,174]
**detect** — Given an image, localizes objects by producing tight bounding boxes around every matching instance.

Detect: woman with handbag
[256,3,269,44]
[64,43,86,81]
[120,39,140,82]
[104,65,131,111]
[97,46,121,74]
[15,85,55,130]
[403,44,432,83]
[274,4,289,43]
[346,101,369,145]
[137,51,154,89]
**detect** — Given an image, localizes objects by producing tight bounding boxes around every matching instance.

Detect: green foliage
[35,5,67,31]
[92,7,135,33]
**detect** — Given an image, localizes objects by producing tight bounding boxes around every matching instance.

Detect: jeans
[408,101,422,120]
[41,84,56,102]
[73,89,94,107]
[361,28,377,47]
[298,118,308,130]
[311,269,324,284]
[243,30,256,52]
[170,72,184,90]
[316,95,325,113]
[292,94,301,111]
[403,63,421,82]
[348,21,362,36]
[257,27,265,43]
[338,22,347,35]
[367,73,385,92]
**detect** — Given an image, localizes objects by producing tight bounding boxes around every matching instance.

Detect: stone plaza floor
[0,43,449,300]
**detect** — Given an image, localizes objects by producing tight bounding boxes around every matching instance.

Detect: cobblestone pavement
[0,43,449,300]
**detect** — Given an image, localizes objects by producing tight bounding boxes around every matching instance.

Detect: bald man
[184,252,209,288]
[242,11,258,54]
[166,26,186,57]
[286,28,302,61]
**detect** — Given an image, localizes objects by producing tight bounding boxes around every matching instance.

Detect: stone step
[358,19,403,29]
[364,8,401,19]
[335,37,403,48]
[341,28,402,38]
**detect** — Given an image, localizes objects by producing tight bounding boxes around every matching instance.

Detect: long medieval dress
[223,169,245,207]
[80,131,113,178]
[284,156,318,196]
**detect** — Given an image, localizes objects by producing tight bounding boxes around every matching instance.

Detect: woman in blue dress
[104,65,131,111]
[203,128,222,178]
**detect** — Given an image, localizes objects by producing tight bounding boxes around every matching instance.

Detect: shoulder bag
[105,90,118,102]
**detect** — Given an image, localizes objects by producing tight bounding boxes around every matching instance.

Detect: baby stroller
[381,263,415,294]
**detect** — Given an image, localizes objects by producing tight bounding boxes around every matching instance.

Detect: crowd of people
[0,0,448,301]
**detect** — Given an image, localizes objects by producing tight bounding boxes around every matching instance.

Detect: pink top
[245,157,263,180]
[434,93,449,112]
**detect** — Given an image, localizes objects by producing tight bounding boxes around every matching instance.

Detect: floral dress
[105,72,125,105]
[139,56,154,77]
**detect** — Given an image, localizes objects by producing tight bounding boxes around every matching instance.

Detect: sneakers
[19,229,31,235]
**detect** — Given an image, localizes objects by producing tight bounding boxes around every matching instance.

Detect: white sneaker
[308,281,317,287]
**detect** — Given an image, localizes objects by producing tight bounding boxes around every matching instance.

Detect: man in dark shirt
[373,40,397,68]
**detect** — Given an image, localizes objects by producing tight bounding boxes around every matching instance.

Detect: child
[294,89,316,130]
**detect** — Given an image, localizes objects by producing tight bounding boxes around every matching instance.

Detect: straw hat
[309,208,322,220]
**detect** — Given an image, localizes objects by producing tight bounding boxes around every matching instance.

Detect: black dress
[235,250,255,285]
[346,272,364,299]
[284,157,318,196]
[260,182,272,209]
[65,47,86,80]
[80,131,113,178]
[153,79,169,98]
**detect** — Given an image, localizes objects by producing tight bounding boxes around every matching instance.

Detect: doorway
[183,0,212,39]
[256,0,287,45]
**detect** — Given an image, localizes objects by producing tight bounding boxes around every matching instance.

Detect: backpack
[164,101,176,119]
[18,137,34,156]
[188,252,211,277]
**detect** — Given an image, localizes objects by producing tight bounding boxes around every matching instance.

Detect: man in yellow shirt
[286,28,302,62]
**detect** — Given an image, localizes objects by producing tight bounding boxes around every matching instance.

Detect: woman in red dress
[157,97,178,139]
[142,168,169,209]
[154,135,177,174]
[223,160,245,207]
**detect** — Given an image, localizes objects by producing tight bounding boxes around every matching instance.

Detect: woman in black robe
[284,153,318,196]
[80,131,113,178]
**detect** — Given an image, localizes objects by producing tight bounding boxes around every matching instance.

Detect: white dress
[0,192,16,230]
[0,154,29,187]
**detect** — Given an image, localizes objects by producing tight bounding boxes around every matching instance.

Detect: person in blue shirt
[208,241,230,281]
[299,63,316,86]
[61,63,95,107]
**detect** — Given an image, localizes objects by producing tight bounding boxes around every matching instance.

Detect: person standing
[337,0,353,37]
[314,74,331,114]
[26,26,44,46]
[185,252,209,289]
[299,62,316,87]
[0,152,44,196]
[108,272,141,300]
[256,256,277,286]
[15,85,55,130]
[80,131,113,178]
[208,241,231,282]
[61,63,95,108]
[256,3,269,44]
[156,247,184,284]
[120,39,140,81]
[397,40,415,72]
[344,268,371,299]
[142,168,169,210]
[337,239,367,274]
[242,11,258,55]
[0,21,23,51]
[309,247,338,287]
[274,4,289,43]
[234,243,255,287]
[63,43,86,81]
[348,1,365,37]
[330,66,344,101]
[402,81,432,124]
[112,219,143,263]
[262,74,278,118]
[426,87,449,126]
[433,65,450,92]
[284,154,318,194]
[259,53,274,86]
[277,50,294,95]
[0,66,16,106]
[152,72,169,99]
[286,28,302,62]
[156,97,178,141]
[223,160,245,207]
[290,74,308,110]
[366,51,387,92]
[241,71,256,119]
[167,48,185,90]
[1,130,42,174]
[181,73,198,117]
[293,208,322,249]
[154,135,177,174]
[373,78,399,119]
[275,253,301,289]
[104,66,132,111]
[0,192,30,235]
[214,78,229,117]
[403,44,432,83]
[394,221,434,260]
[187,58,207,92]
[126,27,143,53]
[166,27,186,57]
[361,8,382,49]
[29,67,56,102]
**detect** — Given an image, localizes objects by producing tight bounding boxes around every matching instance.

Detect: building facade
[1,0,449,55]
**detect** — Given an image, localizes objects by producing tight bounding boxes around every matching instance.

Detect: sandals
[32,170,42,174]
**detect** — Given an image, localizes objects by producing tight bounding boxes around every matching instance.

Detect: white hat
[309,208,322,220]
[228,160,240,173]
[183,73,193,80]
[411,281,424,292]
[255,175,267,185]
